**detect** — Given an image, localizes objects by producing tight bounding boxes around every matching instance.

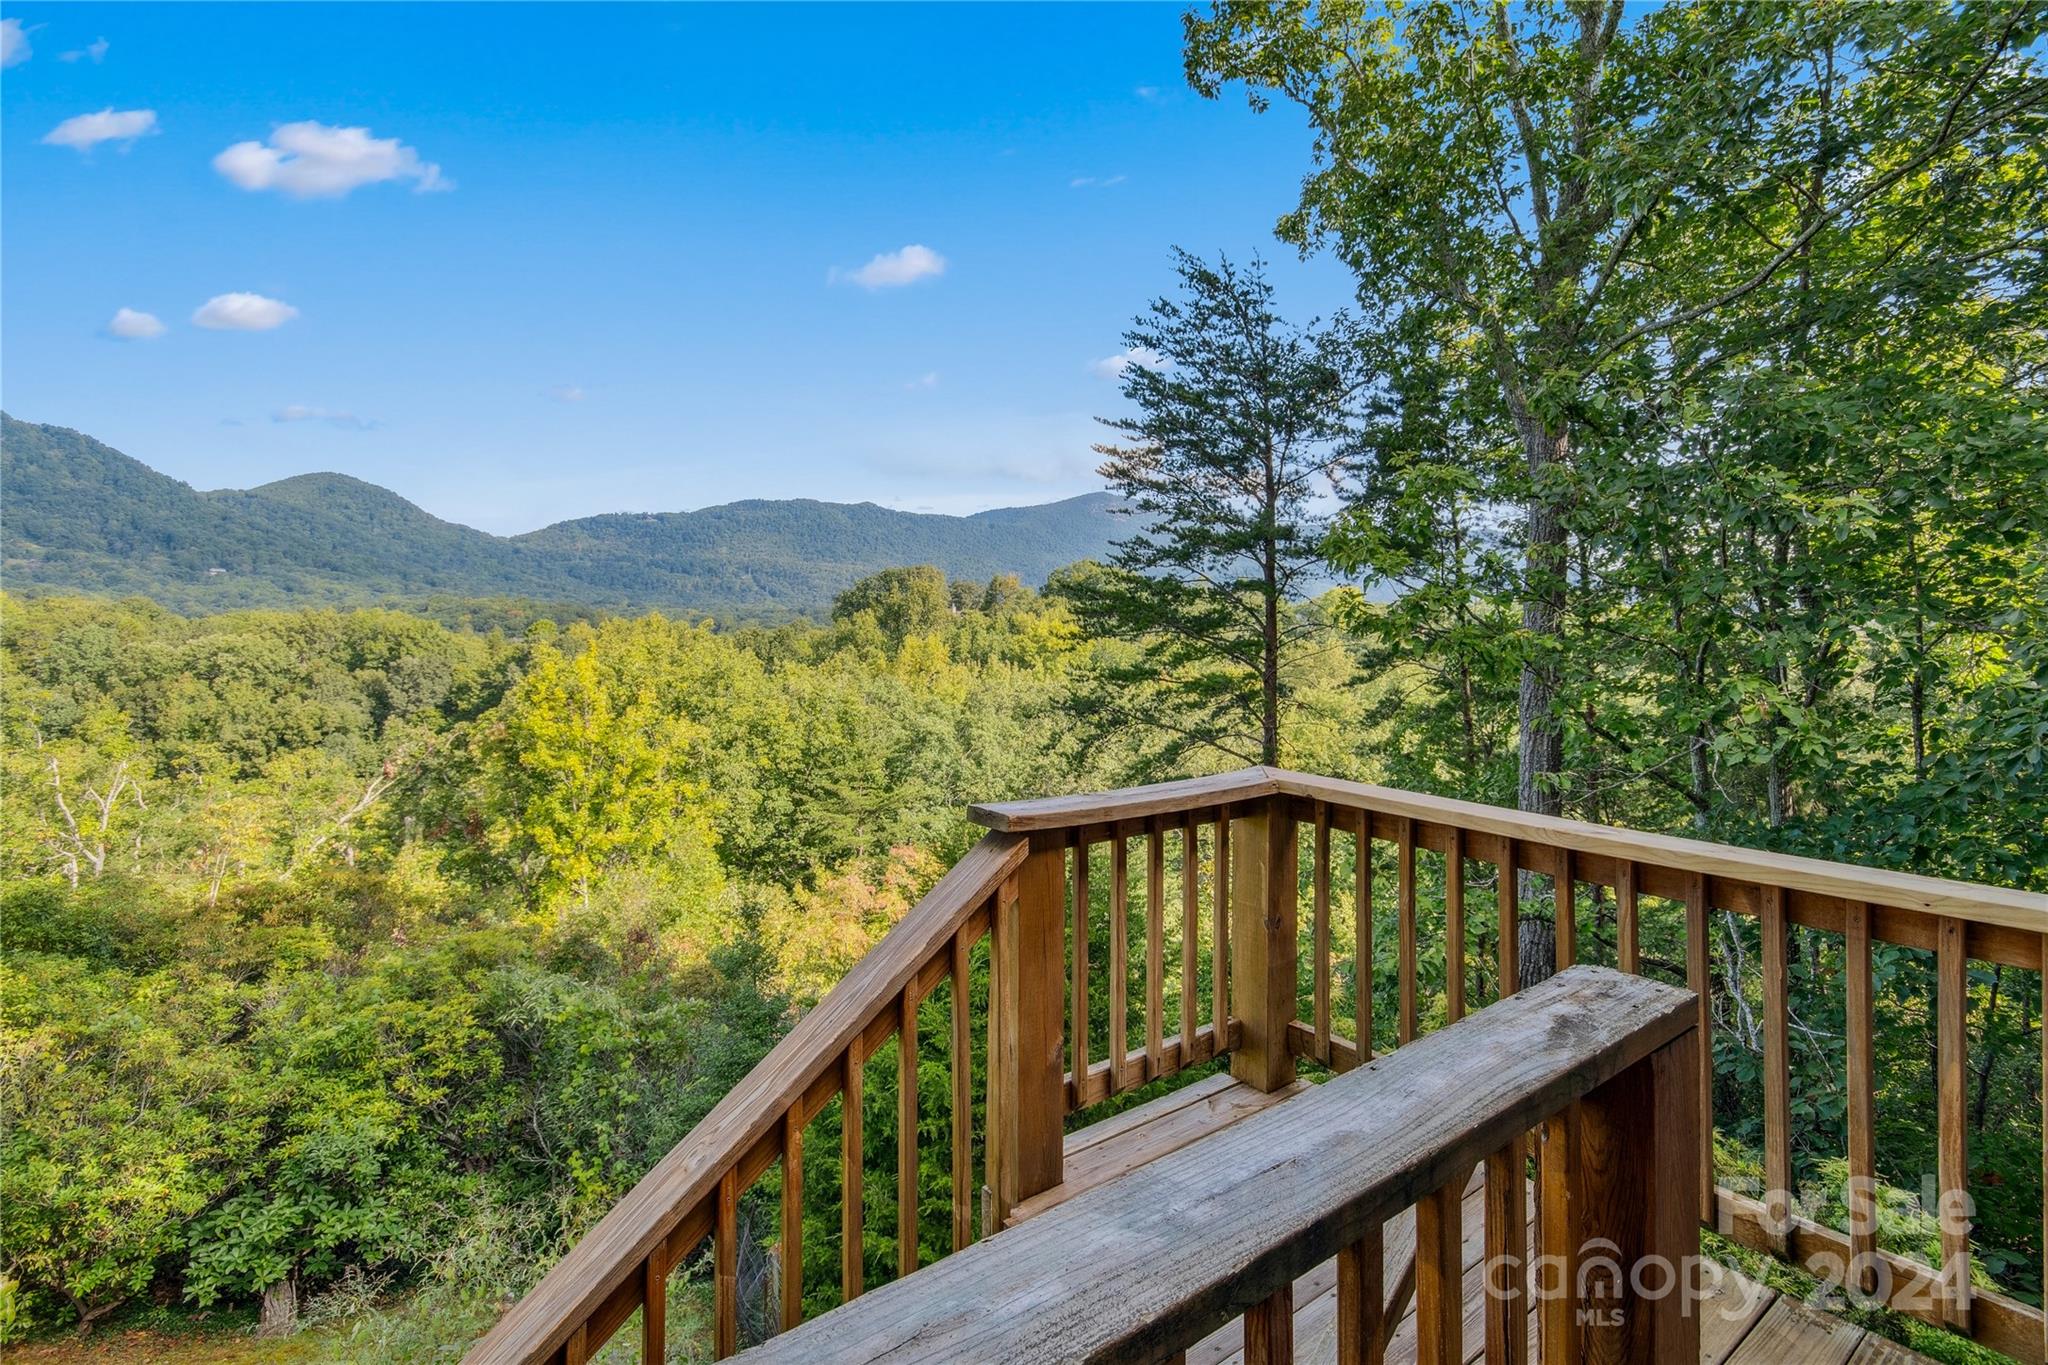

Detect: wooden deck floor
[1020,1073,1932,1365]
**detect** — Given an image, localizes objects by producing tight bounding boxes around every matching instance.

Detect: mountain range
[0,414,1128,618]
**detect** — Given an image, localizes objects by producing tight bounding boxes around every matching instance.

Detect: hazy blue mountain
[0,413,1127,616]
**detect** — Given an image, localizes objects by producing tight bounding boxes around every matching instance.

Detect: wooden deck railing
[466,831,1054,1364]
[469,766,2048,1365]
[734,966,1703,1365]
[974,767,2048,1363]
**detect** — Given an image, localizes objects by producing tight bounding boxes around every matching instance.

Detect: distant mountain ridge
[0,414,1127,617]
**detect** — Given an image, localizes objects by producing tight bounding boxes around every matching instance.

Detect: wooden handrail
[972,765,2048,935]
[731,966,1702,1364]
[466,832,1030,1365]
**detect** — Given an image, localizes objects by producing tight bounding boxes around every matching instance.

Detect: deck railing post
[1540,1018,1702,1364]
[991,834,1068,1220]
[1230,795,1299,1093]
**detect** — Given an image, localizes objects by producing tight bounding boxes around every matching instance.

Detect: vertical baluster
[781,1105,804,1330]
[1110,834,1129,1091]
[1335,1219,1384,1365]
[1314,801,1332,1063]
[1416,1177,1465,1365]
[1071,842,1090,1101]
[1147,823,1166,1078]
[1245,1284,1295,1365]
[1845,901,1876,1294]
[1616,859,1639,974]
[1683,871,1712,1224]
[841,1046,864,1301]
[1498,840,1518,1001]
[1484,1137,1527,1365]
[566,1322,588,1365]
[1214,808,1231,1047]
[643,1249,667,1362]
[1554,849,1575,972]
[716,1166,738,1357]
[1398,818,1418,1046]
[1537,1109,1580,1364]
[1181,815,1200,1057]
[949,932,971,1252]
[984,898,1002,1238]
[1937,916,1973,1333]
[1445,826,1465,1023]
[1761,883,1791,1258]
[1354,808,1373,1063]
[898,989,919,1278]
[1336,1215,1384,1365]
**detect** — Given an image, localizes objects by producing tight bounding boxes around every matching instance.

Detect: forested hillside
[0,414,1127,617]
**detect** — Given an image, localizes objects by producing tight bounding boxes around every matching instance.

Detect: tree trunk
[259,1275,299,1337]
[1516,419,1569,818]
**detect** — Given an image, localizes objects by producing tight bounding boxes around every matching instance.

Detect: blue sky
[2,3,1353,533]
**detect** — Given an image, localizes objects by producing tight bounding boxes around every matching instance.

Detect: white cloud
[832,244,946,290]
[43,108,159,152]
[192,292,299,331]
[1134,85,1163,102]
[1,19,30,68]
[213,121,449,198]
[106,307,165,340]
[548,385,587,403]
[1070,174,1127,189]
[60,36,109,63]
[905,371,940,390]
[274,405,375,430]
[1090,346,1170,379]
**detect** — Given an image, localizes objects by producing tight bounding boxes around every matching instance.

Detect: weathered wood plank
[730,968,1694,1364]
[1010,1078,1310,1226]
[1721,1296,1864,1365]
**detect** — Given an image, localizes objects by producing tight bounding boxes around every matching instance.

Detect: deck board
[1027,1077,1937,1365]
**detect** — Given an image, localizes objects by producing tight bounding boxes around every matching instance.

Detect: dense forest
[3,1,2045,1361]
[0,413,1127,618]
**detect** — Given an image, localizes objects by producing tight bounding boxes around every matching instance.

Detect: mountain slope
[0,414,1126,616]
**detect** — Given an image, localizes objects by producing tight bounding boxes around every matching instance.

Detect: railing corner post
[1229,794,1298,1093]
[992,834,1067,1218]
[1548,1015,1703,1364]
